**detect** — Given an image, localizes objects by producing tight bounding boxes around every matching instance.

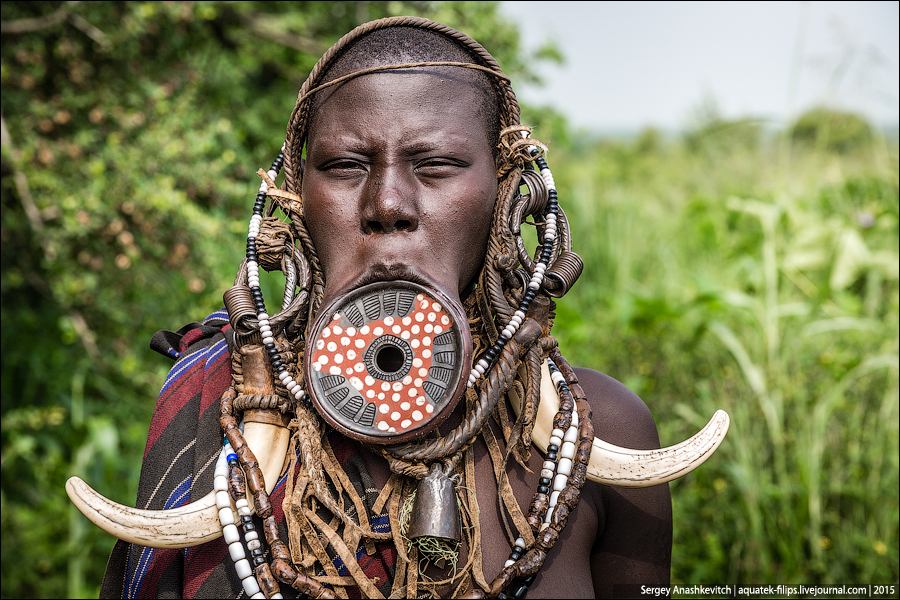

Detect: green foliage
[546,110,898,589]
[683,96,765,157]
[792,107,874,154]
[1,2,553,597]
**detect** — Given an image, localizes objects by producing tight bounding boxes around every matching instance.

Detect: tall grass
[545,116,898,587]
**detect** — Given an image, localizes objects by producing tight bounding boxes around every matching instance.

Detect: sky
[500,1,899,134]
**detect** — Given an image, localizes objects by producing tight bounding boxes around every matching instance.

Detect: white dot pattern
[310,292,454,434]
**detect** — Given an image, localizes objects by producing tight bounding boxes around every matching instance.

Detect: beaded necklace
[246,148,309,407]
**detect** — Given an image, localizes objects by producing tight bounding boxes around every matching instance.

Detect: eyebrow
[310,132,476,159]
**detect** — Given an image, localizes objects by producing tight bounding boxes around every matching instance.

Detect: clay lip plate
[305,281,472,444]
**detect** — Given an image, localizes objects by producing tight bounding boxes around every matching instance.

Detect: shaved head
[307,26,501,152]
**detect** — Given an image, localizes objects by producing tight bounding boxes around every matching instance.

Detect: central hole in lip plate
[375,344,405,374]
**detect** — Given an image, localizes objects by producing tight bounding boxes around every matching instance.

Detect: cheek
[450,178,497,281]
[301,178,348,264]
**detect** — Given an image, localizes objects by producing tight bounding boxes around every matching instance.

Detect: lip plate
[305,280,472,445]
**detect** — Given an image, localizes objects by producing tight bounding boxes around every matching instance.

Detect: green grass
[545,118,899,589]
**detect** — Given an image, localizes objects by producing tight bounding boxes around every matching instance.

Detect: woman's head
[285,18,522,306]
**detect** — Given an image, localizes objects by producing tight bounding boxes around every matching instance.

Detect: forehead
[306,69,496,151]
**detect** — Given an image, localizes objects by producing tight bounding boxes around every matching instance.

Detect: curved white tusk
[509,359,729,488]
[66,421,290,548]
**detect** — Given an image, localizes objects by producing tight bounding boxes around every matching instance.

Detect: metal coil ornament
[542,250,584,298]
[305,281,472,444]
[224,283,259,335]
[509,168,549,235]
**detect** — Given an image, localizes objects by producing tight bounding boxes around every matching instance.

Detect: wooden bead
[559,487,580,508]
[289,569,336,599]
[219,388,236,418]
[220,414,239,434]
[253,490,272,519]
[550,502,570,530]
[245,467,265,496]
[235,445,259,473]
[488,566,516,598]
[229,465,246,499]
[270,557,297,585]
[528,492,549,523]
[225,428,246,453]
[537,525,559,551]
[254,562,279,598]
[526,513,543,535]
[514,548,547,577]
[263,515,282,548]
[569,457,588,489]
[568,381,586,399]
[552,410,571,433]
[270,538,292,564]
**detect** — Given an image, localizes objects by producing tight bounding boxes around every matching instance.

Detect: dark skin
[302,69,671,598]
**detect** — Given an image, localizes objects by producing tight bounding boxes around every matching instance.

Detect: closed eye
[320,159,367,176]
[414,158,467,177]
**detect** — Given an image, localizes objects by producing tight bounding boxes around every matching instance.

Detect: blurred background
[1,2,896,597]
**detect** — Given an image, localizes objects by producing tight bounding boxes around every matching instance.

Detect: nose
[361,167,418,234]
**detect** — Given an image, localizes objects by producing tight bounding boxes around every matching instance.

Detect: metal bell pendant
[406,463,462,543]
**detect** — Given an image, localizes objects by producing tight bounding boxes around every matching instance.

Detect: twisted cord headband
[294,61,511,107]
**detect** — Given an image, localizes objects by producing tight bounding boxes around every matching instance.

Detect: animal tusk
[65,420,290,548]
[68,354,728,547]
[509,359,729,488]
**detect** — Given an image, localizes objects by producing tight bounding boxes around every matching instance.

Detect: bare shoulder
[572,367,661,451]
[571,366,673,597]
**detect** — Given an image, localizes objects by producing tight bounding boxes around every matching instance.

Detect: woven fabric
[101,311,396,598]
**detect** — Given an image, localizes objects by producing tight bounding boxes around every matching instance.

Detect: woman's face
[301,69,498,305]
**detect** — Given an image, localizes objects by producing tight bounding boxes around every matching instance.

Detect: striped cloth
[100,311,396,598]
